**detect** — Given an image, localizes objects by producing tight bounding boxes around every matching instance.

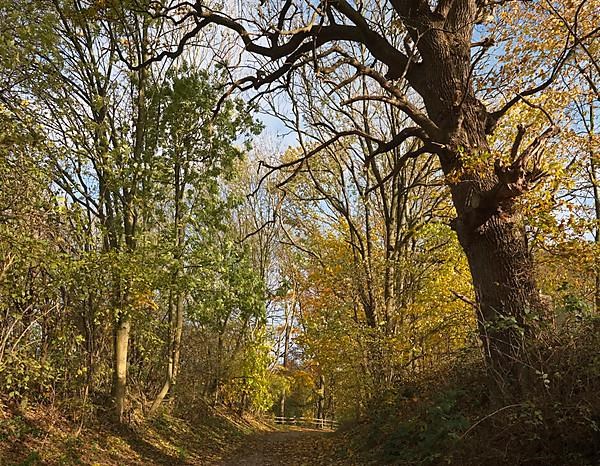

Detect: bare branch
[485,22,600,131]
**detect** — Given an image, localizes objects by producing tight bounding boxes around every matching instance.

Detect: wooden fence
[272,416,339,430]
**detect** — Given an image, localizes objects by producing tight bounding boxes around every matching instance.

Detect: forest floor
[0,404,354,466]
[218,427,354,465]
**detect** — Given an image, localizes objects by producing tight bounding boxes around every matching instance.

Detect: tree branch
[453,125,560,233]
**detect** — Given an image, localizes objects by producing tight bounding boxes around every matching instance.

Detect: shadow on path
[217,429,337,466]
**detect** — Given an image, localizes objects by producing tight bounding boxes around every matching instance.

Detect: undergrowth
[343,315,600,465]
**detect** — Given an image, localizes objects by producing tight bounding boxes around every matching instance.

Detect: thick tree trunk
[442,124,544,392]
[411,7,548,389]
[455,208,540,391]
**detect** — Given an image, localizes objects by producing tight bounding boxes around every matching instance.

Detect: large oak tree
[137,0,598,391]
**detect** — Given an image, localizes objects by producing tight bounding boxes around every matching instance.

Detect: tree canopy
[1,0,599,464]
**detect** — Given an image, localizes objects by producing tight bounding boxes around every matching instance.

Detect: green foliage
[383,390,468,464]
[557,282,592,318]
[341,314,600,465]
[222,330,276,413]
[0,2,273,423]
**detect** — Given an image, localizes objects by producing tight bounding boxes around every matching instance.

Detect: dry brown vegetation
[0,403,267,465]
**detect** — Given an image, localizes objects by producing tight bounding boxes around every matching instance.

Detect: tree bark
[455,208,539,388]
[150,293,184,413]
[113,314,130,422]
[279,300,291,418]
[588,103,600,312]
[316,374,325,428]
[441,114,543,393]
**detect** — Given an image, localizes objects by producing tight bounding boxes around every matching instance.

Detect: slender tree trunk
[588,103,600,312]
[110,22,148,421]
[279,302,291,418]
[113,314,130,422]
[150,155,186,414]
[149,293,184,414]
[172,293,184,382]
[83,294,96,395]
[316,374,325,428]
[279,392,286,419]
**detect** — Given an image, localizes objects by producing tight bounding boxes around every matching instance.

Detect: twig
[459,403,525,440]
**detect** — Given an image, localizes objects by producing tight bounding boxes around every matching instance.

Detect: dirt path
[217,428,346,466]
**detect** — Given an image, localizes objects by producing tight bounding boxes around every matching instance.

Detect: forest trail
[217,428,348,466]
[0,407,359,466]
